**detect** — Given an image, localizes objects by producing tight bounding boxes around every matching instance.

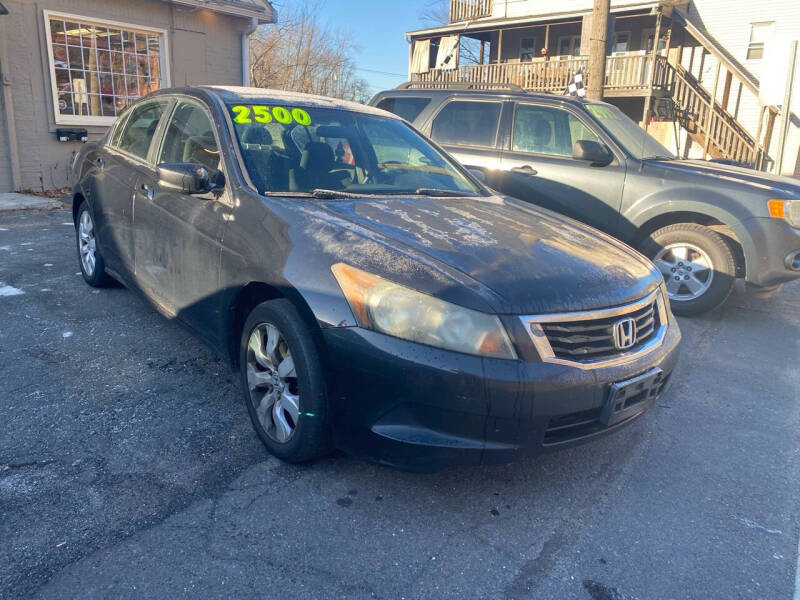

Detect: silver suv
[370,85,800,316]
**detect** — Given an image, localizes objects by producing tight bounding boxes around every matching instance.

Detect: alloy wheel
[653,243,715,301]
[246,322,300,443]
[79,210,97,277]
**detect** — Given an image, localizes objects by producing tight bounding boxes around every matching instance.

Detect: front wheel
[239,299,332,463]
[640,223,736,316]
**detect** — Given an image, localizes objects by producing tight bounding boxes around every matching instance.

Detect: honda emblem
[612,317,638,350]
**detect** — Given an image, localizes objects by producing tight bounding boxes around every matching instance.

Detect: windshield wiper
[414,188,475,197]
[311,189,375,199]
[642,155,675,161]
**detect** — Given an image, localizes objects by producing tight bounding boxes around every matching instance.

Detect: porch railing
[449,0,493,23]
[412,54,671,94]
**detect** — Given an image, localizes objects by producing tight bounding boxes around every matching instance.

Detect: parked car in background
[370,86,800,316]
[70,86,680,471]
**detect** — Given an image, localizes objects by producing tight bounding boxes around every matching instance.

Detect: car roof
[156,86,399,119]
[373,87,591,107]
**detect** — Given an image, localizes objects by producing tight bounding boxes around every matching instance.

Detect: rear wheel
[76,203,114,287]
[239,299,332,463]
[641,223,736,316]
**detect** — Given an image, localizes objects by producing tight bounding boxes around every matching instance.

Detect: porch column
[643,9,663,125]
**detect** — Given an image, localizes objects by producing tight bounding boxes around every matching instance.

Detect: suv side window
[512,104,600,157]
[375,97,431,123]
[431,100,502,148]
[115,99,170,161]
[158,100,221,173]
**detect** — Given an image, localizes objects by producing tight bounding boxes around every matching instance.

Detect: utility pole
[587,0,610,100]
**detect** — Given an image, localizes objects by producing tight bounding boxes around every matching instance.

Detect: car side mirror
[572,140,613,166]
[467,167,486,183]
[158,163,225,195]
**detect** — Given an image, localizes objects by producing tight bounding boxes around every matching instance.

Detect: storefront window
[45,12,167,124]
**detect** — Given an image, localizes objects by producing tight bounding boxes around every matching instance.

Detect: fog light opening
[785,250,800,271]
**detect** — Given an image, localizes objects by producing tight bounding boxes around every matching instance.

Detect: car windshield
[585,103,676,161]
[227,103,483,197]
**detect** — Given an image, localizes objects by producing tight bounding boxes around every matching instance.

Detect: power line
[353,67,407,77]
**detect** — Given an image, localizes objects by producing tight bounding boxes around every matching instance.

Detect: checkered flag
[564,69,586,98]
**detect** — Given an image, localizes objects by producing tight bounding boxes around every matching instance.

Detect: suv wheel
[76,203,114,287]
[239,299,332,463]
[641,223,735,316]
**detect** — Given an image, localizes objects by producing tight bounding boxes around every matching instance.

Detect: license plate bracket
[601,368,664,427]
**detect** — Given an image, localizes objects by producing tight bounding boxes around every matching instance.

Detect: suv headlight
[331,263,517,359]
[767,199,800,229]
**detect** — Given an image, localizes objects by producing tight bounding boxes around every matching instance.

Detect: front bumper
[322,319,681,472]
[742,217,800,287]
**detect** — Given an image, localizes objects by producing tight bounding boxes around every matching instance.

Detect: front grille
[520,289,668,369]
[541,300,659,361]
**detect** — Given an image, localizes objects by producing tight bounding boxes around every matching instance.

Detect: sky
[309,0,437,96]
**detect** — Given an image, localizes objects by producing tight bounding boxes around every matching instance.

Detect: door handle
[511,165,538,175]
[140,183,154,201]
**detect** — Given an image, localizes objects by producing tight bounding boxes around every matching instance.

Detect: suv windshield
[586,103,676,161]
[227,104,482,197]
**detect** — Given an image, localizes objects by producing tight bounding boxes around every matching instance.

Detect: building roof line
[163,0,275,23]
[406,1,661,39]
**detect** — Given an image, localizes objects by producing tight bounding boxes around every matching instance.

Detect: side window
[512,104,600,157]
[108,110,130,148]
[158,101,221,173]
[431,100,502,147]
[115,99,169,160]
[375,97,431,123]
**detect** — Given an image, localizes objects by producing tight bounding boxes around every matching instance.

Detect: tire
[239,299,332,463]
[76,202,114,288]
[640,223,736,316]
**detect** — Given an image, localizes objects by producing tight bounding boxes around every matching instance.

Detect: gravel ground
[1,209,799,600]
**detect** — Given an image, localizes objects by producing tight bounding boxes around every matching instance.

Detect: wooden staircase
[668,63,770,166]
[664,9,780,169]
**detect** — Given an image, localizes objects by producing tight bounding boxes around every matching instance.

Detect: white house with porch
[407,0,800,176]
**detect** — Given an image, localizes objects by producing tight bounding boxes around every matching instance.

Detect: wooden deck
[413,54,671,97]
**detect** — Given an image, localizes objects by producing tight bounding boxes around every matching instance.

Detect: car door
[427,98,505,177]
[133,97,229,343]
[499,102,626,234]
[92,99,170,275]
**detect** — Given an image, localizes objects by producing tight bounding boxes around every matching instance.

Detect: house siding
[487,0,658,20]
[0,0,251,192]
[684,0,800,174]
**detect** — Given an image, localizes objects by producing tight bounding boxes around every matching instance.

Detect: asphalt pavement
[1,209,799,600]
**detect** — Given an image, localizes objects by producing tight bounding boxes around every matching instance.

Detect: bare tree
[250,1,371,103]
[417,0,483,66]
[419,0,450,26]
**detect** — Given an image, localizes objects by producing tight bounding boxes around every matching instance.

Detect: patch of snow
[0,283,24,297]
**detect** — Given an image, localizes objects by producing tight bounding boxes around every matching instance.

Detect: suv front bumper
[322,319,681,472]
[742,217,800,287]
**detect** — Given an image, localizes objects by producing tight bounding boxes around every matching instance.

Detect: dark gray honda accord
[70,86,681,471]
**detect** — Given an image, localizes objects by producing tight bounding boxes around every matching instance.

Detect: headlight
[331,263,517,360]
[767,199,800,228]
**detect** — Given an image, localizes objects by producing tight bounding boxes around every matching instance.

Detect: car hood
[647,159,800,197]
[311,195,661,315]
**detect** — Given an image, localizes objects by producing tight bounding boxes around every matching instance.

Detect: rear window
[431,100,502,148]
[375,97,431,123]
